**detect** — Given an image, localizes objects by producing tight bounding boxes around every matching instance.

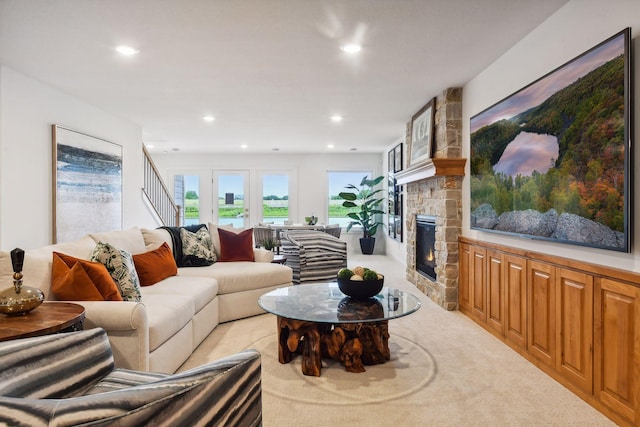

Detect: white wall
[0,66,156,250]
[462,0,640,271]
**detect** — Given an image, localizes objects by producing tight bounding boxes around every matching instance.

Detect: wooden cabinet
[459,243,470,311]
[504,254,527,350]
[528,260,556,367]
[470,246,487,322]
[459,237,640,426]
[595,278,640,425]
[486,250,504,335]
[556,268,593,393]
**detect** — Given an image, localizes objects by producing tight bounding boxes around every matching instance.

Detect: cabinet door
[459,243,471,311]
[486,250,504,335]
[595,278,640,424]
[556,268,593,393]
[504,254,527,349]
[528,260,555,367]
[470,246,487,322]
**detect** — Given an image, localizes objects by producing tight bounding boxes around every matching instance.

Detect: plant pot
[359,237,376,255]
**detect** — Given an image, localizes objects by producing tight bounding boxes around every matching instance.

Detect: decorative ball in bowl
[336,267,384,299]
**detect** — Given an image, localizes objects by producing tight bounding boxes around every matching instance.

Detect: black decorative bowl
[337,276,384,299]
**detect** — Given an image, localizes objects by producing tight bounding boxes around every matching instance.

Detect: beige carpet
[179,254,615,427]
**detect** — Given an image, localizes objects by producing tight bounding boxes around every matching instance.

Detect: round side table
[0,301,85,342]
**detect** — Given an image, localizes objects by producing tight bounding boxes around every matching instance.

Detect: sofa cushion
[178,262,292,295]
[140,228,173,251]
[179,227,215,266]
[132,243,178,286]
[51,252,122,301]
[89,227,147,255]
[0,236,97,299]
[139,275,218,313]
[218,228,255,262]
[141,294,194,352]
[207,223,242,258]
[90,242,142,302]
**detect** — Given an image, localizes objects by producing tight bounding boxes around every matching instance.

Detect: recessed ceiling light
[350,148,358,151]
[341,44,362,54]
[146,144,154,149]
[171,148,180,152]
[115,45,139,56]
[240,144,248,149]
[330,115,343,123]
[327,144,335,149]
[203,115,215,122]
[272,148,280,152]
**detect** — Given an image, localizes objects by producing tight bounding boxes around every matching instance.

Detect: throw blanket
[160,224,212,267]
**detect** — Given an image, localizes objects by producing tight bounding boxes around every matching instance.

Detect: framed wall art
[470,28,631,252]
[52,125,123,243]
[408,97,435,167]
[393,142,403,172]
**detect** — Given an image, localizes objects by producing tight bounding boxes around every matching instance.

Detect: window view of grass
[262,175,288,224]
[175,176,200,226]
[328,171,371,227]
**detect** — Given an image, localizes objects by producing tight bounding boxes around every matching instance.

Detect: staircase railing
[142,145,181,226]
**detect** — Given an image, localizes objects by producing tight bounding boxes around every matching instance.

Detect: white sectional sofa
[0,225,293,373]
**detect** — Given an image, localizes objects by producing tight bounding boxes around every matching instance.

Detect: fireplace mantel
[395,158,466,185]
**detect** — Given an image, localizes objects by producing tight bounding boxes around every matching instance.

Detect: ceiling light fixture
[341,44,362,54]
[202,115,215,122]
[115,45,139,56]
[330,115,343,123]
[240,144,248,149]
[327,144,335,149]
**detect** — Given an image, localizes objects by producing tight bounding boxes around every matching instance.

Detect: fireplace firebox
[416,215,437,281]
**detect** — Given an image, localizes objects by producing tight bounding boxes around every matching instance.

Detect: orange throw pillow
[132,242,178,286]
[218,228,255,262]
[51,252,123,301]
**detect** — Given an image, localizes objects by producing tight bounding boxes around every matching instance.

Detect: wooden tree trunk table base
[277,316,390,376]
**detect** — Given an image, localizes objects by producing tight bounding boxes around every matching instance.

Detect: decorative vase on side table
[0,248,44,316]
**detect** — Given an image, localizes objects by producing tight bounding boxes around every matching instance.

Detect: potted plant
[338,175,385,254]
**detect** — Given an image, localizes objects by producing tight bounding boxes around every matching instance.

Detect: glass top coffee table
[258,282,421,376]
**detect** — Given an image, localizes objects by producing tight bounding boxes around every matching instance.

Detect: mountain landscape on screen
[470,30,628,251]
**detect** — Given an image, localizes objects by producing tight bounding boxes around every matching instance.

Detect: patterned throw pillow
[90,242,142,302]
[179,227,215,267]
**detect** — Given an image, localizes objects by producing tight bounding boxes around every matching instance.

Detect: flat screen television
[470,28,632,252]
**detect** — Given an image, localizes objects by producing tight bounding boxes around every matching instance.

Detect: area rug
[247,332,436,405]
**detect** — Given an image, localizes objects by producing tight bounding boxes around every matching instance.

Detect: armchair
[0,328,261,426]
[253,226,277,249]
[280,230,347,284]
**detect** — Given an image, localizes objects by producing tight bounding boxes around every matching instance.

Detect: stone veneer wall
[405,88,463,310]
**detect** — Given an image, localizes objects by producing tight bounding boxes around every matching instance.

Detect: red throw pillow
[132,242,178,286]
[51,252,123,301]
[218,228,255,262]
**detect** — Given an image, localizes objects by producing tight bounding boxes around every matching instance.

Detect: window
[216,174,246,227]
[262,174,289,224]
[328,171,372,227]
[174,175,200,226]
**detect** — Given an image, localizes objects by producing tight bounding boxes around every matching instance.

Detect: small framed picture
[409,97,436,167]
[388,149,395,173]
[394,143,403,172]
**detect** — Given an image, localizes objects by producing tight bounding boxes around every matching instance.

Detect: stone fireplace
[395,88,464,311]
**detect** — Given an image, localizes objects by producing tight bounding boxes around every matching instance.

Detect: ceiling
[0,0,568,154]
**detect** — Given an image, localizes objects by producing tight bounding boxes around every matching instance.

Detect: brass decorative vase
[0,248,44,316]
